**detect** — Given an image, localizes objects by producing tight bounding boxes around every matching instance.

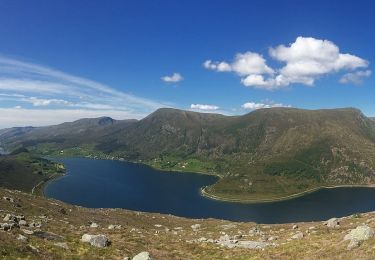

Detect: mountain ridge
[1,107,375,201]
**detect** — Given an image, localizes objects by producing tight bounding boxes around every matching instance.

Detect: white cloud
[27,97,71,107]
[339,70,372,84]
[205,37,370,89]
[241,75,276,90]
[161,72,183,83]
[190,104,219,110]
[241,100,291,110]
[204,52,274,76]
[269,37,368,87]
[203,60,232,72]
[0,55,168,128]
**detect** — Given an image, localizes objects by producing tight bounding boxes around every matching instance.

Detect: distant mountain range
[1,107,375,201]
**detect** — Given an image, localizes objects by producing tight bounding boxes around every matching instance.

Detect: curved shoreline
[43,155,375,204]
[31,172,64,196]
[201,184,375,204]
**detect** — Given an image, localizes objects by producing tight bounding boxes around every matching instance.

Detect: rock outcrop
[81,234,109,248]
[133,251,152,260]
[326,218,340,228]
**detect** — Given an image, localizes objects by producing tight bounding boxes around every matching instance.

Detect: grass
[1,187,375,259]
[148,156,218,175]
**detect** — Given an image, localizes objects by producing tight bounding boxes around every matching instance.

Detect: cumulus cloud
[339,70,371,84]
[241,75,276,89]
[204,37,370,89]
[161,72,183,83]
[241,100,291,110]
[190,104,219,110]
[204,52,274,76]
[0,55,167,128]
[203,60,231,72]
[269,37,368,87]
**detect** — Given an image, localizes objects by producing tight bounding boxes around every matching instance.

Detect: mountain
[0,117,138,151]
[1,107,375,201]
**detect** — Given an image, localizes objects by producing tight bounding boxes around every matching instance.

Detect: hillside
[1,187,375,259]
[0,151,64,194]
[1,107,375,201]
[0,117,137,150]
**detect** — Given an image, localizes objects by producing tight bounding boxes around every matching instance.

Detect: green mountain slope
[1,107,375,200]
[0,150,64,193]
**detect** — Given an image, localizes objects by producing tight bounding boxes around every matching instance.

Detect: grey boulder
[133,251,152,260]
[81,234,109,248]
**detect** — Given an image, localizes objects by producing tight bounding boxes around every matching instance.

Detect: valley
[1,107,375,202]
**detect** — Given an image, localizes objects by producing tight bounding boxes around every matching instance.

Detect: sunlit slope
[1,107,375,200]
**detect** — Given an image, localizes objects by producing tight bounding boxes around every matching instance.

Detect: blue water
[44,157,375,224]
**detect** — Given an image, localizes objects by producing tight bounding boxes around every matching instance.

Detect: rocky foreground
[1,188,375,259]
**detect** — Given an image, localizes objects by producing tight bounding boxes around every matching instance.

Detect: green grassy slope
[0,150,64,193]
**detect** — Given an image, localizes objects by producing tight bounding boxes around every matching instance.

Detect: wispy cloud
[190,104,219,110]
[339,70,372,85]
[161,72,183,83]
[0,55,168,128]
[241,100,291,110]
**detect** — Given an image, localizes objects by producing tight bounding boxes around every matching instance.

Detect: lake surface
[45,157,375,224]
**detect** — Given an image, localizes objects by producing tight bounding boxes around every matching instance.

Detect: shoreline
[40,154,375,204]
[31,172,64,197]
[45,153,222,178]
[201,184,375,204]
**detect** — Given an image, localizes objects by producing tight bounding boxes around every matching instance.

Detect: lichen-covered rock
[344,225,374,242]
[108,224,121,229]
[18,220,27,226]
[191,224,201,231]
[133,251,152,260]
[33,231,64,241]
[0,222,18,231]
[291,232,304,240]
[3,196,14,203]
[21,229,34,235]
[90,222,99,228]
[347,239,361,250]
[326,218,340,228]
[17,234,28,242]
[81,234,109,248]
[54,242,69,250]
[3,213,16,222]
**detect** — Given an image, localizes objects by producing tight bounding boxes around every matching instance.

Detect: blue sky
[0,0,374,128]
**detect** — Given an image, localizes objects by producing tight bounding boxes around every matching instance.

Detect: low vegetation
[1,188,375,259]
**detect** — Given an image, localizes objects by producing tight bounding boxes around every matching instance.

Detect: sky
[0,0,374,128]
